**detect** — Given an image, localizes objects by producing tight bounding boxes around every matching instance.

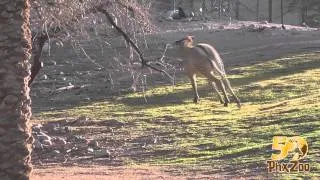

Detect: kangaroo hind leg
[221,78,241,108]
[210,82,225,104]
[188,73,200,103]
[210,61,241,108]
[205,72,230,107]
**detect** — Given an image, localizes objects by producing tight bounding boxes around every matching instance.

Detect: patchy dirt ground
[32,166,189,180]
[30,20,320,179]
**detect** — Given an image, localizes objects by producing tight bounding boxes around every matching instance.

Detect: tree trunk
[281,0,285,29]
[256,0,260,21]
[29,34,48,86]
[191,0,195,13]
[235,0,240,20]
[218,0,222,19]
[268,0,273,22]
[0,0,33,179]
[300,0,308,24]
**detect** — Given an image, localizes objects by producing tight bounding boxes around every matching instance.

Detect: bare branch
[98,7,173,81]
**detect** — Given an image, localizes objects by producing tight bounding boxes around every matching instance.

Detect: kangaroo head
[174,35,194,48]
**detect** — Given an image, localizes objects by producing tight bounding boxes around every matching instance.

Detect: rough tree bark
[0,0,33,179]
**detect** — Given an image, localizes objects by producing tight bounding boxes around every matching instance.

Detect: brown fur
[173,36,241,108]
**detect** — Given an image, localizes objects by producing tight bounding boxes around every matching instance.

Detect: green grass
[35,52,320,178]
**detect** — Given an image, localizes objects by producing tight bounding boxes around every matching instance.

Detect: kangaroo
[171,35,241,108]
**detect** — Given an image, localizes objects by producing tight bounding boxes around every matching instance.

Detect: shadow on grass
[230,57,320,87]
[31,52,320,177]
[32,53,320,114]
[118,54,320,107]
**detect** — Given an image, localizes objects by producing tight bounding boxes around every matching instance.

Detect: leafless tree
[29,0,171,91]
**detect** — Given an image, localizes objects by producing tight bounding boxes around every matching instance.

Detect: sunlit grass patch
[35,52,320,177]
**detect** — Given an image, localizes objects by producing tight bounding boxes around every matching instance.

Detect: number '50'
[271,136,308,161]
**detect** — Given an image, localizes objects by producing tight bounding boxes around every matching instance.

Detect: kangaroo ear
[185,35,194,42]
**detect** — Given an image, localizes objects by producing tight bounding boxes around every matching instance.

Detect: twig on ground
[54,85,87,93]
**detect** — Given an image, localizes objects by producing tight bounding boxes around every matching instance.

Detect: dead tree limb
[97,7,173,81]
[29,27,62,86]
[29,34,48,86]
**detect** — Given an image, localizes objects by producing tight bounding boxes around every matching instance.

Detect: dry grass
[33,52,320,178]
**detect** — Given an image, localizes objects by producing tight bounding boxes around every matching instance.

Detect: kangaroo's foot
[219,99,225,104]
[235,99,241,109]
[237,103,241,109]
[193,96,200,103]
[230,96,241,109]
[223,97,230,107]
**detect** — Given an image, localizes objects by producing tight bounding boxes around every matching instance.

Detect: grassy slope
[37,52,320,178]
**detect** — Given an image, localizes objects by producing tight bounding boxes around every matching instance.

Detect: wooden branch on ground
[54,84,86,93]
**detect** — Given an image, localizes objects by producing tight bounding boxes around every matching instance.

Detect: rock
[53,126,67,134]
[42,139,53,146]
[43,123,58,131]
[64,126,73,133]
[64,142,73,150]
[41,74,48,80]
[87,147,94,154]
[218,25,225,30]
[32,124,43,133]
[70,135,88,143]
[66,149,72,153]
[77,143,88,149]
[88,140,99,148]
[94,149,110,158]
[52,150,60,155]
[76,116,89,123]
[302,22,308,27]
[36,132,51,141]
[47,60,57,66]
[33,140,43,150]
[53,137,67,146]
[260,20,268,24]
[72,116,89,125]
[248,24,256,30]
